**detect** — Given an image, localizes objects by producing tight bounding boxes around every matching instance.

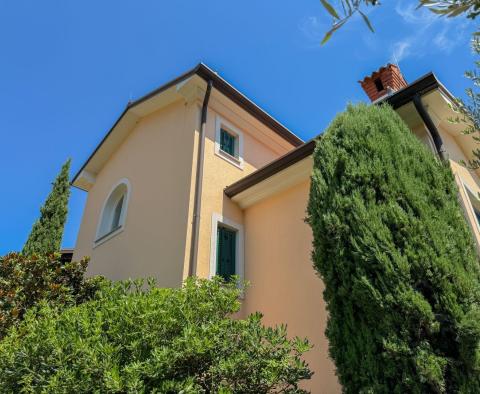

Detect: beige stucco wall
[440,127,480,248]
[240,179,341,394]
[73,85,296,286]
[193,94,294,279]
[73,100,197,287]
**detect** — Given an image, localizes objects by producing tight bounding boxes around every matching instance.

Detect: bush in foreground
[0,277,312,393]
[0,252,102,338]
[307,103,480,392]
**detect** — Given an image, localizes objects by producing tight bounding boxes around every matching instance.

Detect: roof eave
[72,66,201,188]
[224,72,452,199]
[72,63,303,188]
[224,139,316,198]
[195,64,303,147]
[383,72,447,109]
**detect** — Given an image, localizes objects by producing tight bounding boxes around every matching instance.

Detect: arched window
[96,179,130,243]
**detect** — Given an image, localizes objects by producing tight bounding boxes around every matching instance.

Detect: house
[71,63,480,393]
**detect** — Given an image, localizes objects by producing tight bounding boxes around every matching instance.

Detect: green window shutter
[216,227,236,281]
[220,129,236,157]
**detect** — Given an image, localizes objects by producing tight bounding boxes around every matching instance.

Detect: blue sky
[0,0,477,254]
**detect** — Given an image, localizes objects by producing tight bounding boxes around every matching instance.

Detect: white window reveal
[463,182,480,230]
[95,178,131,246]
[209,213,244,282]
[215,115,244,169]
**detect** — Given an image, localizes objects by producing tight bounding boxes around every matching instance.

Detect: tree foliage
[318,0,479,43]
[22,159,71,256]
[450,36,480,169]
[0,252,103,339]
[307,103,480,393]
[0,277,312,393]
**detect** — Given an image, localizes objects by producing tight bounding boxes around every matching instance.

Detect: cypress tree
[307,103,480,393]
[23,159,71,256]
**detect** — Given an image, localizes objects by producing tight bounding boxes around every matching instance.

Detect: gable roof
[224,71,450,199]
[72,63,303,189]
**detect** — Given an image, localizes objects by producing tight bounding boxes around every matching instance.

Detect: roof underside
[72,63,303,189]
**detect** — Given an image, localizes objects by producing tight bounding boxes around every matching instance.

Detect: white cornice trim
[232,156,313,209]
[74,170,97,191]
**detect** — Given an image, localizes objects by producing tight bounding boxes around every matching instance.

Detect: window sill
[93,226,123,248]
[215,149,244,169]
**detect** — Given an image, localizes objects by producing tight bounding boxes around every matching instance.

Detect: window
[474,207,480,226]
[216,226,236,281]
[220,128,236,157]
[215,116,244,169]
[210,213,244,281]
[465,184,480,230]
[111,195,124,230]
[95,179,130,245]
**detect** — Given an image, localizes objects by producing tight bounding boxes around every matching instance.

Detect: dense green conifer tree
[307,104,480,393]
[23,159,71,255]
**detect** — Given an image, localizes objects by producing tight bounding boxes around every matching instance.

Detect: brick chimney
[360,64,408,102]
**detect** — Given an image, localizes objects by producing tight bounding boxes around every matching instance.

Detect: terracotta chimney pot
[360,64,408,102]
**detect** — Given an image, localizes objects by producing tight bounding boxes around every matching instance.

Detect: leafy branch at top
[449,35,480,169]
[319,0,480,43]
[419,0,480,19]
[320,0,377,44]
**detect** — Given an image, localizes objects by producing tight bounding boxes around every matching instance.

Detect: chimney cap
[359,63,408,102]
[358,63,403,85]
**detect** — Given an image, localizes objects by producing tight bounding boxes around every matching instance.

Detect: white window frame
[214,115,244,169]
[209,212,244,281]
[94,178,131,247]
[461,180,480,230]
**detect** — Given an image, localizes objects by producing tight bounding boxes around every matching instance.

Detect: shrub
[0,277,312,393]
[0,252,103,338]
[307,103,480,392]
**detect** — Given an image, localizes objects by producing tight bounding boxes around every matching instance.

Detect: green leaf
[320,0,340,19]
[321,30,334,45]
[448,4,471,17]
[345,0,353,15]
[321,18,348,45]
[359,10,374,32]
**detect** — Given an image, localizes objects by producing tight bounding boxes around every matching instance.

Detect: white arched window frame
[94,178,131,247]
